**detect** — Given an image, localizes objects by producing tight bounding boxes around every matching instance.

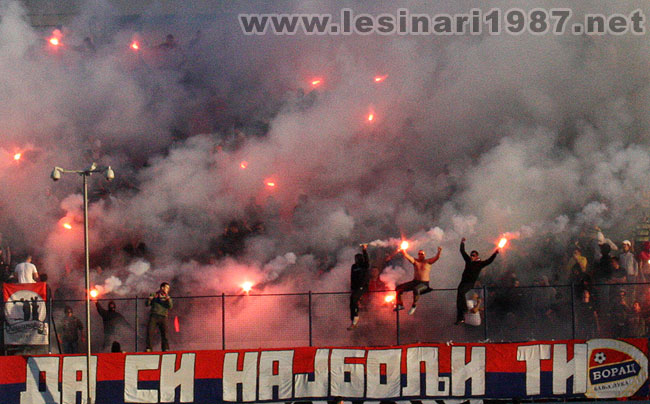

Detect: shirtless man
[394,246,442,315]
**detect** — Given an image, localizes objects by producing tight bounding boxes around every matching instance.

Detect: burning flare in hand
[400,240,409,251]
[498,237,508,249]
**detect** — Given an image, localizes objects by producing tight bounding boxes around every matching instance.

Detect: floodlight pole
[82,173,92,404]
[51,163,114,404]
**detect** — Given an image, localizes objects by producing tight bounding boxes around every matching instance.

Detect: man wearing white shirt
[14,255,38,283]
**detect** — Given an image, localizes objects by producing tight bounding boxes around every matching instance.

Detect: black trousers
[456,282,474,322]
[350,287,366,320]
[146,314,169,351]
[396,280,429,306]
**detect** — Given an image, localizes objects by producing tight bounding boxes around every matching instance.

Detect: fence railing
[6,282,649,354]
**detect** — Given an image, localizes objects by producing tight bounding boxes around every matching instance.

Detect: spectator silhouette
[20,298,30,321]
[30,296,39,321]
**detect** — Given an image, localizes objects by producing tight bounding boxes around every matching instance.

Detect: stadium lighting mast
[50,163,114,404]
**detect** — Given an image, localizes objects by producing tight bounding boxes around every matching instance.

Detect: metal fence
[25,282,650,353]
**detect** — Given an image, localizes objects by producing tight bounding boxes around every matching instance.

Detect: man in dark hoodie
[348,244,369,330]
[96,300,131,351]
[456,238,499,325]
[145,282,173,351]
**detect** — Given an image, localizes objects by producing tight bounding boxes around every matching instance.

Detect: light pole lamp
[51,163,114,404]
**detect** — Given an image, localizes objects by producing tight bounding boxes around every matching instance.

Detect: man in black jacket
[96,300,131,351]
[456,237,499,325]
[348,244,369,330]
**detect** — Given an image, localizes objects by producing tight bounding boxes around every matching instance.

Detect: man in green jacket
[145,282,173,351]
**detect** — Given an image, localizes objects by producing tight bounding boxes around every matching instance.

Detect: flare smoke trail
[0,0,648,345]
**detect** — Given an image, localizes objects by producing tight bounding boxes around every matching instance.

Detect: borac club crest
[2,283,49,345]
[586,339,648,399]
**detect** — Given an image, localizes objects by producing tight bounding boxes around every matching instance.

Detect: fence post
[570,284,575,340]
[47,292,52,353]
[222,293,226,350]
[134,296,139,352]
[483,285,488,341]
[396,308,400,345]
[308,291,312,347]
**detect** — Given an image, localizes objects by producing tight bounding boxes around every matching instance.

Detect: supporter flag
[3,282,48,345]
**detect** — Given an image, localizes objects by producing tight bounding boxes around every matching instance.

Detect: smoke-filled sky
[0,0,649,344]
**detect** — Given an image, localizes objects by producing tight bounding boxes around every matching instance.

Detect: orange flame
[374,75,388,83]
[400,240,409,251]
[63,223,72,230]
[498,237,508,249]
[89,289,99,299]
[130,41,140,50]
[240,161,248,169]
[241,281,253,293]
[13,153,21,161]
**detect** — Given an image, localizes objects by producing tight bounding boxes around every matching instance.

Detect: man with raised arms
[394,246,442,315]
[455,237,499,325]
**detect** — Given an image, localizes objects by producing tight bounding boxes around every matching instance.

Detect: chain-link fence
[14,282,649,354]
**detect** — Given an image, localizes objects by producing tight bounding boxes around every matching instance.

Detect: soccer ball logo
[594,352,607,364]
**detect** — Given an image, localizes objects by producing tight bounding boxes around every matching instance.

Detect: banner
[0,339,646,403]
[3,282,48,345]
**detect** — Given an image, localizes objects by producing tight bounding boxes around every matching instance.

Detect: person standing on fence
[394,245,442,315]
[348,244,370,330]
[455,238,499,325]
[145,282,173,352]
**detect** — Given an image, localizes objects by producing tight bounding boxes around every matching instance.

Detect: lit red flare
[130,41,140,51]
[62,223,72,230]
[400,240,409,251]
[367,113,374,122]
[310,78,322,87]
[384,294,395,303]
[89,289,99,299]
[48,29,62,47]
[240,161,248,169]
[265,181,276,187]
[13,153,21,161]
[374,75,388,83]
[241,281,253,293]
[498,237,508,249]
